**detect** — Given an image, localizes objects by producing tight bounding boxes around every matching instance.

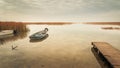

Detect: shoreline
[0,21,120,25]
[84,22,120,25]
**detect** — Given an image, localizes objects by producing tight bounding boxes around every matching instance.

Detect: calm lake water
[0,24,120,68]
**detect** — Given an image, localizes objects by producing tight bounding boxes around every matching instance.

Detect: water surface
[0,24,120,68]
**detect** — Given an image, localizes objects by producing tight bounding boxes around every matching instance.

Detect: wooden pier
[92,42,120,68]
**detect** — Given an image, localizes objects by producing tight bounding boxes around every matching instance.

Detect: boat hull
[30,34,49,42]
[29,34,48,40]
[0,30,14,38]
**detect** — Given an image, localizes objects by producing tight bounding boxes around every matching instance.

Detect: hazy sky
[0,0,120,22]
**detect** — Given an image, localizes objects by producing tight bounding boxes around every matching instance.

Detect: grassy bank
[0,21,29,32]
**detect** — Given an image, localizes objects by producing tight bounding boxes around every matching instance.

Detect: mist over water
[0,24,120,68]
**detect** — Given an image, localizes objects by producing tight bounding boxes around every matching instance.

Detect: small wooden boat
[30,34,49,42]
[29,28,48,40]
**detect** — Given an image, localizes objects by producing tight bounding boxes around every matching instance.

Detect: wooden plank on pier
[92,42,120,68]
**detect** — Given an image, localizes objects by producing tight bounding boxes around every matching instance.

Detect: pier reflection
[29,34,49,43]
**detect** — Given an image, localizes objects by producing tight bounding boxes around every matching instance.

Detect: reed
[0,21,29,32]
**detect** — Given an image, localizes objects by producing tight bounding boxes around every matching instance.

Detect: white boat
[29,28,48,40]
[0,30,14,38]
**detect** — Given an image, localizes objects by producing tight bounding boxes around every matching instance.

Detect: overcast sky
[0,0,120,22]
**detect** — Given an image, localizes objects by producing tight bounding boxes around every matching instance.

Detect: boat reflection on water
[0,34,14,45]
[30,34,49,43]
[0,31,28,45]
